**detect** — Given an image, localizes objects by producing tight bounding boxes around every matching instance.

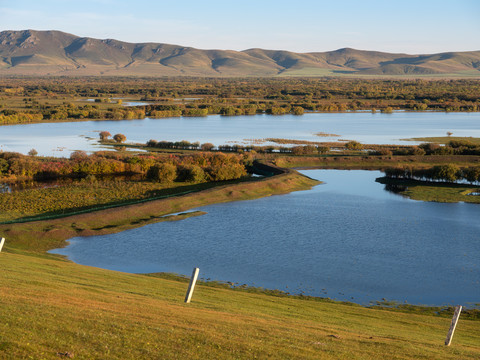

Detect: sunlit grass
[0,251,479,359]
[377,177,480,203]
[0,179,220,222]
[403,136,480,145]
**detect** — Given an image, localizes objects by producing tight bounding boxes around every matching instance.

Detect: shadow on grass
[2,178,254,224]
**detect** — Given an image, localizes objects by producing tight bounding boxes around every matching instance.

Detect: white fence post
[0,238,5,252]
[184,267,200,303]
[445,305,462,346]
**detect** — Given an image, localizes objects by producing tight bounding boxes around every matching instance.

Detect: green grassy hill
[2,249,479,359]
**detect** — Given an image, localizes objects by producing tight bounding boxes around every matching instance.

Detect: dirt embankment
[0,162,319,253]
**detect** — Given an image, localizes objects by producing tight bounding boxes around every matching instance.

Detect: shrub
[292,145,317,155]
[449,140,476,149]
[418,143,440,155]
[0,158,9,175]
[147,163,177,183]
[201,143,215,151]
[206,163,246,181]
[70,150,88,160]
[146,139,158,147]
[345,141,363,150]
[176,165,206,183]
[411,147,426,156]
[113,133,127,143]
[99,131,111,141]
[432,164,460,182]
[292,106,304,115]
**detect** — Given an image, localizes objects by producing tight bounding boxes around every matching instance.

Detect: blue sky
[0,0,479,53]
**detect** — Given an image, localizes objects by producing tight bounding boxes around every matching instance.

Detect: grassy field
[403,136,480,145]
[0,179,229,223]
[377,177,480,203]
[273,154,480,170]
[1,250,480,359]
[0,94,126,115]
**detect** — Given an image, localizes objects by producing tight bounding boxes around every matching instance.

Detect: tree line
[144,138,334,155]
[0,151,249,184]
[1,77,479,125]
[384,164,480,184]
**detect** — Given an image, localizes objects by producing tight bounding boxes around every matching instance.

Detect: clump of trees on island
[384,164,480,184]
[416,140,480,156]
[144,138,333,155]
[142,137,480,157]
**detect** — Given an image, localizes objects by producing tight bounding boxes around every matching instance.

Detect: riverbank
[376,176,480,203]
[273,154,480,170]
[0,164,319,252]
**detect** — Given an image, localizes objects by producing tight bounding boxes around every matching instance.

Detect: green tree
[201,143,215,151]
[177,165,206,183]
[464,167,480,184]
[99,131,111,141]
[70,150,88,160]
[292,106,304,115]
[433,164,460,182]
[345,141,363,150]
[147,163,177,183]
[0,158,9,175]
[113,134,127,143]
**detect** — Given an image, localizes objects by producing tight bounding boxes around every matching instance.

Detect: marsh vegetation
[1,77,480,126]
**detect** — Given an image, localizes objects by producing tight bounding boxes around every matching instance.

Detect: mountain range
[0,30,479,77]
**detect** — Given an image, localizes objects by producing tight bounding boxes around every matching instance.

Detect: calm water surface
[1,112,479,156]
[50,170,480,306]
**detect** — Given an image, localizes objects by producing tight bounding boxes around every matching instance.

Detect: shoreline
[2,109,480,129]
[0,163,320,253]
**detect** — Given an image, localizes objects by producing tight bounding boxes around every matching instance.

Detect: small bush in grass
[113,133,127,143]
[147,163,177,183]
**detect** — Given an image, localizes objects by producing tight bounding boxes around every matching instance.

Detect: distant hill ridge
[0,29,479,77]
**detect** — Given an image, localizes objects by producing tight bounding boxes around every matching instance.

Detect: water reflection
[383,183,408,194]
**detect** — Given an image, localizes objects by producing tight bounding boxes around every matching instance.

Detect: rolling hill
[0,30,479,77]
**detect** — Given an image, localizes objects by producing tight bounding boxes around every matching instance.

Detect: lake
[1,111,480,156]
[50,169,480,307]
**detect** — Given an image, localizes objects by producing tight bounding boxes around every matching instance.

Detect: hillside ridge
[1,30,479,76]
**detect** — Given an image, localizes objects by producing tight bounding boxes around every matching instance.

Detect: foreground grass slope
[1,251,480,359]
[1,166,479,359]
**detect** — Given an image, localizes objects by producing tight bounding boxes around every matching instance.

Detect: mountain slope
[0,30,479,76]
